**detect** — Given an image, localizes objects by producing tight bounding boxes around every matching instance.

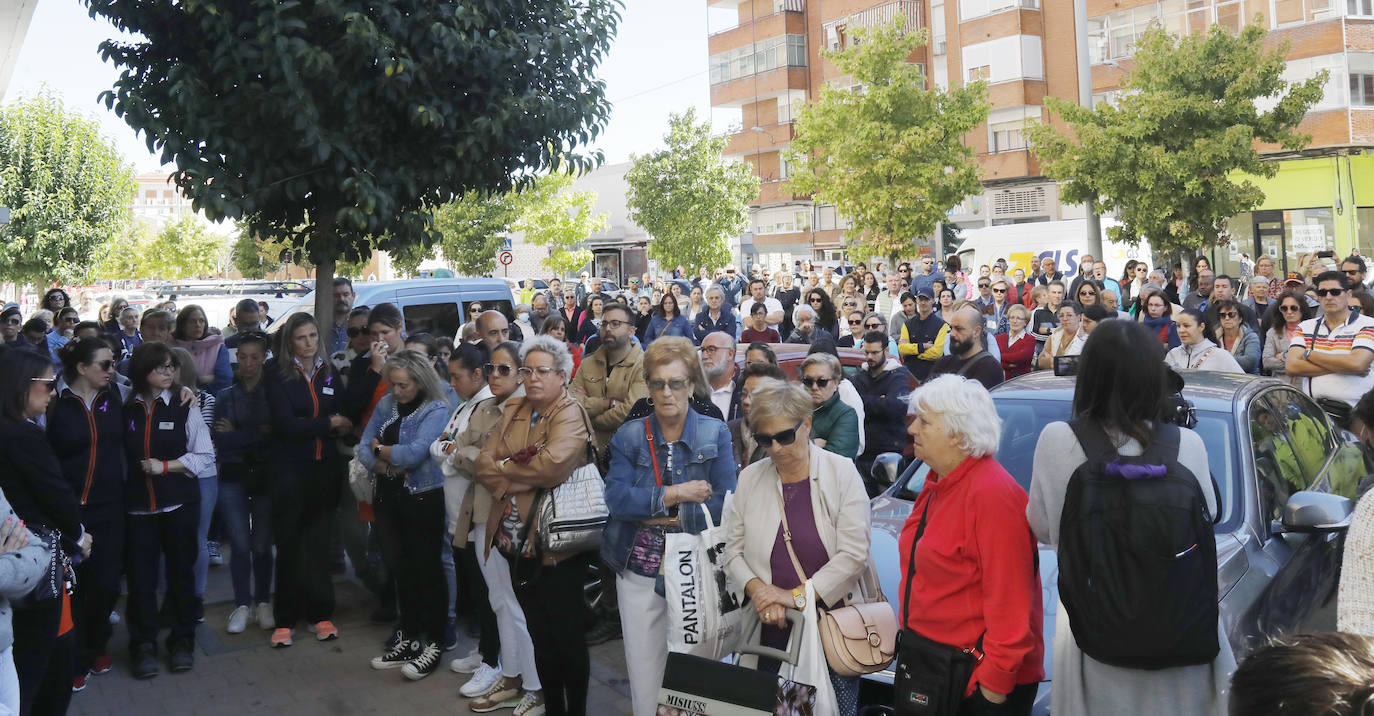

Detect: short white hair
[795,304,817,321]
[520,334,573,378]
[908,374,1001,458]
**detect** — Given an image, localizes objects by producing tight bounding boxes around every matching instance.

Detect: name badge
[158,421,175,430]
[321,386,335,395]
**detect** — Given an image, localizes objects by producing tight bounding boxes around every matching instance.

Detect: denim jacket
[601,409,738,573]
[357,395,450,495]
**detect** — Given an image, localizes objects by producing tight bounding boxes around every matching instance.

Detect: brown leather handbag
[776,489,897,676]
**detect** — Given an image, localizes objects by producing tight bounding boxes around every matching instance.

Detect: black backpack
[1058,420,1220,670]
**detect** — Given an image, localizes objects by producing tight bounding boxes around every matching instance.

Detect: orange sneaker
[314,620,338,641]
[271,628,293,648]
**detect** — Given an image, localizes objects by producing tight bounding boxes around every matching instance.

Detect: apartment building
[707,0,1374,275]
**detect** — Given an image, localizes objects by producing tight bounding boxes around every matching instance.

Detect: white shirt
[710,381,733,419]
[740,296,783,325]
[1295,312,1374,406]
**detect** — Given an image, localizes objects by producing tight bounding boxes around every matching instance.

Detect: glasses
[992,288,1007,294]
[647,377,690,393]
[517,366,560,379]
[848,319,862,326]
[30,377,55,391]
[809,298,823,304]
[800,376,831,389]
[484,363,516,377]
[700,345,731,355]
[753,421,803,448]
[1219,311,1238,319]
[978,283,991,289]
[346,326,367,337]
[1079,290,1097,296]
[153,363,177,374]
[1279,304,1303,313]
[1316,288,1347,297]
[602,319,629,330]
[864,322,883,329]
[91,359,115,371]
[1346,269,1362,276]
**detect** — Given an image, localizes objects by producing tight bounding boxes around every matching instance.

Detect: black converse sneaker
[401,641,442,681]
[370,637,419,670]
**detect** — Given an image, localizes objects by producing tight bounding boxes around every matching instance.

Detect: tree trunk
[314,256,336,337]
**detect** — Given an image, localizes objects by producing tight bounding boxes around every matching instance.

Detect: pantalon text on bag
[271,458,341,627]
[514,556,589,716]
[73,504,123,673]
[374,480,447,642]
[126,503,201,653]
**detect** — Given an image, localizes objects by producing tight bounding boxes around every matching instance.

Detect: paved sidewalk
[69,565,632,715]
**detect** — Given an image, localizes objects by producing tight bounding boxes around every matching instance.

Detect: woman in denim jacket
[357,349,454,681]
[600,336,738,716]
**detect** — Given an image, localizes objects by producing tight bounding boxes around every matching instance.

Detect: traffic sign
[499,251,513,266]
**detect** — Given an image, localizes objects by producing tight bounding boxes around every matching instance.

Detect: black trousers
[514,557,589,716]
[454,543,499,666]
[126,503,201,651]
[74,504,123,673]
[13,597,73,716]
[271,458,341,627]
[958,681,1038,716]
[373,480,447,643]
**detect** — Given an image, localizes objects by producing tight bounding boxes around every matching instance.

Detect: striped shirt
[1297,312,1374,407]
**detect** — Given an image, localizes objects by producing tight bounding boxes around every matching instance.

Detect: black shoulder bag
[893,497,983,716]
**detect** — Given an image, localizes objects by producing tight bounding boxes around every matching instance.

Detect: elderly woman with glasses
[801,352,859,458]
[475,336,592,716]
[601,337,737,716]
[723,379,875,715]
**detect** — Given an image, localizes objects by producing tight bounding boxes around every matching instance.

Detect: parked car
[861,370,1369,714]
[503,277,549,304]
[269,278,515,340]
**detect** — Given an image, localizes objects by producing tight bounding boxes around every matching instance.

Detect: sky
[3,0,735,173]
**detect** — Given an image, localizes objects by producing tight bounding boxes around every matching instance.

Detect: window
[1354,0,1374,16]
[754,206,813,235]
[991,127,1026,152]
[402,302,461,340]
[959,0,1038,21]
[967,65,990,82]
[1353,73,1374,107]
[709,35,807,85]
[1269,392,1336,486]
[1249,397,1307,525]
[962,35,1043,83]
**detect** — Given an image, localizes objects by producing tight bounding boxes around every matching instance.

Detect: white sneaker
[513,691,546,716]
[255,602,275,630]
[449,649,483,674]
[108,610,121,625]
[459,662,502,698]
[227,605,250,634]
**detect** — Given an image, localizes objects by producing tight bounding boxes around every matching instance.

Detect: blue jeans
[217,480,274,606]
[194,475,219,598]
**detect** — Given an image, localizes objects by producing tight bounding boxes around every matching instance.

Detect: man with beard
[569,303,648,453]
[851,331,911,493]
[699,331,741,421]
[929,305,1004,390]
[329,277,356,354]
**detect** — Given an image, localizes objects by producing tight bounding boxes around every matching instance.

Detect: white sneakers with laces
[226,605,250,634]
[450,649,483,674]
[460,662,502,698]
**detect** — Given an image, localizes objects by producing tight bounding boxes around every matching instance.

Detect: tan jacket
[723,443,874,609]
[569,343,648,451]
[450,395,513,548]
[473,392,591,563]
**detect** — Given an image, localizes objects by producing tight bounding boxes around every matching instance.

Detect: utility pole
[1073,0,1105,261]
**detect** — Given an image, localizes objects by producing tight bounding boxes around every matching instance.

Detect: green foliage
[626,108,758,274]
[787,17,987,262]
[516,171,606,276]
[1027,21,1325,254]
[94,221,153,280]
[96,216,226,280]
[87,0,621,324]
[432,191,523,277]
[0,88,136,285]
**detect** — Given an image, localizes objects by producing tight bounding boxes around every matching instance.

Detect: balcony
[976,149,1040,182]
[822,1,923,53]
[709,10,808,55]
[712,66,810,108]
[710,0,804,39]
[724,122,795,157]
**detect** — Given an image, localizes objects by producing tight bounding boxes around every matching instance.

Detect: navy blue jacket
[693,309,737,345]
[123,396,199,511]
[0,418,83,550]
[47,382,127,508]
[212,379,270,469]
[266,358,343,463]
[850,364,911,456]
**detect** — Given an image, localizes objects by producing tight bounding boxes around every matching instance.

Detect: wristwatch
[373,446,382,458]
[792,586,806,609]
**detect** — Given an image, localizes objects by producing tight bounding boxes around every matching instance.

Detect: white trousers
[617,571,669,716]
[471,527,541,691]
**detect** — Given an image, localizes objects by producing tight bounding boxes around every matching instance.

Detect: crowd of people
[0,251,1373,716]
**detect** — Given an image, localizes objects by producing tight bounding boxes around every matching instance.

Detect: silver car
[862,371,1370,713]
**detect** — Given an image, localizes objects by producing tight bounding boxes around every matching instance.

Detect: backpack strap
[956,351,992,378]
[1068,419,1117,462]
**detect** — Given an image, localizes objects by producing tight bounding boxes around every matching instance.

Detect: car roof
[991,369,1281,414]
[350,278,511,293]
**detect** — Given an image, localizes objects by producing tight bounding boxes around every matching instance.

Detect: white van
[954,218,1153,279]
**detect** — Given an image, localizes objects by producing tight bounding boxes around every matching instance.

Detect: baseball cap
[915,287,933,299]
[0,305,19,322]
[1284,272,1306,286]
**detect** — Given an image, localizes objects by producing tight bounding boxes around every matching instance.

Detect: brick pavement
[69,565,632,716]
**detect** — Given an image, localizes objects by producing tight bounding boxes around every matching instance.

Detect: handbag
[1318,397,1353,430]
[775,488,897,677]
[535,408,608,553]
[14,524,70,610]
[893,499,983,716]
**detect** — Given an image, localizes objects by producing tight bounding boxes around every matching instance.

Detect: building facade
[707,0,1374,276]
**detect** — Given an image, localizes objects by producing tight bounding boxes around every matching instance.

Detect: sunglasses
[992,288,1007,294]
[1079,290,1097,296]
[91,359,115,371]
[848,319,862,325]
[647,378,690,392]
[484,363,516,377]
[753,421,803,448]
[1346,269,1362,275]
[1316,288,1347,297]
[864,322,883,329]
[978,283,991,289]
[1280,304,1303,312]
[4,318,19,326]
[1219,311,1238,319]
[347,326,368,337]
[30,377,55,391]
[801,377,832,389]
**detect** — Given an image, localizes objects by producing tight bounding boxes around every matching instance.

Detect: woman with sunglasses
[602,337,736,716]
[45,308,79,369]
[645,292,691,347]
[723,378,874,715]
[802,288,840,337]
[1165,308,1244,373]
[838,309,868,348]
[1211,299,1260,374]
[1074,281,1101,308]
[1262,292,1311,383]
[48,338,128,690]
[122,341,215,679]
[0,346,85,714]
[475,336,592,716]
[801,352,859,459]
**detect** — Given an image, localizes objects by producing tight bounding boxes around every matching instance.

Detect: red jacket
[899,455,1044,697]
[997,331,1036,380]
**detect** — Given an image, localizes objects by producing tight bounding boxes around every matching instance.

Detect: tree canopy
[625,108,758,274]
[87,0,621,324]
[432,191,523,277]
[98,216,228,280]
[515,171,606,276]
[786,17,987,262]
[0,89,135,285]
[1027,21,1325,254]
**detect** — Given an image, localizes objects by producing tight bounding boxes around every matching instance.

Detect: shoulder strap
[1068,419,1117,462]
[899,497,933,629]
[644,418,662,487]
[775,487,809,586]
[956,351,991,377]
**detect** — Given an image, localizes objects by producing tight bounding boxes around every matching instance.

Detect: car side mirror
[1282,491,1355,532]
[871,453,903,488]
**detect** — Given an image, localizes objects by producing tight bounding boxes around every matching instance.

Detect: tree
[1027,22,1325,255]
[94,220,153,280]
[786,17,987,262]
[626,108,758,274]
[141,216,226,279]
[231,231,282,279]
[516,171,607,276]
[88,0,621,328]
[432,191,523,277]
[0,88,136,285]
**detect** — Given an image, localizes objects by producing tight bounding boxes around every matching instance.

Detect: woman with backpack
[1027,320,1234,715]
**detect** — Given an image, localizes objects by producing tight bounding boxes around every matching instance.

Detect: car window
[1249,395,1306,525]
[1266,391,1337,488]
[403,302,461,340]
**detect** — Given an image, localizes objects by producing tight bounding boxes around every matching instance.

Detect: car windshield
[895,398,1239,528]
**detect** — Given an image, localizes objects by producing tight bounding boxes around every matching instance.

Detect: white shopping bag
[665,494,747,660]
[781,581,838,716]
